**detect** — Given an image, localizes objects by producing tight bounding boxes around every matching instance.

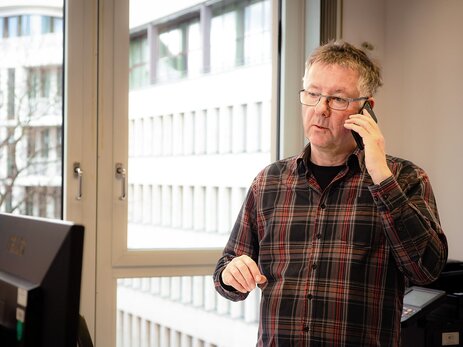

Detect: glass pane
[128,0,272,250]
[117,276,259,347]
[129,33,149,89]
[0,1,63,219]
[210,10,237,72]
[120,0,273,345]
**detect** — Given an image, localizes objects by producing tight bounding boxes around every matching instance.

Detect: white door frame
[65,0,310,345]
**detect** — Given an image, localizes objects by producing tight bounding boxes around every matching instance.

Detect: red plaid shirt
[214,146,447,346]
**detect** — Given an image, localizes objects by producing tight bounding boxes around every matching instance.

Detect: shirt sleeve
[213,179,261,301]
[368,163,448,285]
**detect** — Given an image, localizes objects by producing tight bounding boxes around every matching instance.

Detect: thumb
[255,274,267,284]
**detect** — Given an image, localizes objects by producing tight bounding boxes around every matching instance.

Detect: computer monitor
[0,213,84,346]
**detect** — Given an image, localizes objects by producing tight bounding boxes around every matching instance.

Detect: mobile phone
[352,100,378,150]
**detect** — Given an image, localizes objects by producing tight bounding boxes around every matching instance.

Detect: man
[213,40,448,346]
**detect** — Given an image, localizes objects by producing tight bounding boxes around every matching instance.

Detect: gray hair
[303,40,383,96]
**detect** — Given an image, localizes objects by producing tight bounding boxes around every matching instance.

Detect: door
[95,0,308,345]
[98,1,275,346]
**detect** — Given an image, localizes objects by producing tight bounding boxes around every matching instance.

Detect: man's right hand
[221,255,267,293]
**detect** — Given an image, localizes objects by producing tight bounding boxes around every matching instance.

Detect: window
[115,0,273,345]
[157,18,200,82]
[129,0,272,87]
[41,16,63,34]
[26,127,37,159]
[7,16,19,38]
[56,125,62,162]
[27,66,62,99]
[0,4,63,220]
[0,15,31,37]
[129,32,149,88]
[6,130,16,177]
[40,128,50,158]
[210,0,271,72]
[244,0,271,65]
[7,68,15,118]
[20,15,31,36]
[210,6,238,72]
[28,68,41,99]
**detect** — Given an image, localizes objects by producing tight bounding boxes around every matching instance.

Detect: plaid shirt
[214,146,447,346]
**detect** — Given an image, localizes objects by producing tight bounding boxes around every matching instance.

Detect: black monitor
[0,213,84,346]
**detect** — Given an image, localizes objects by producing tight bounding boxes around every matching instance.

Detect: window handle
[73,162,83,200]
[115,163,127,200]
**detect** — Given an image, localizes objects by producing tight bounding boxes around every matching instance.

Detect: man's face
[302,62,364,153]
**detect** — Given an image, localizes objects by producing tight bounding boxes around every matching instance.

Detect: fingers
[222,255,267,293]
[345,112,391,184]
[346,110,375,128]
[255,274,268,284]
[344,112,379,140]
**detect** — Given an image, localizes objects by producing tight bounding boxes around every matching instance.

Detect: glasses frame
[299,89,369,111]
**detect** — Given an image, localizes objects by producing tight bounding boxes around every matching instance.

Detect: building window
[27,66,62,99]
[244,0,271,65]
[0,15,61,37]
[210,0,271,72]
[7,131,16,178]
[7,16,19,37]
[128,0,271,85]
[25,187,34,216]
[41,16,63,34]
[129,32,149,89]
[40,128,50,159]
[156,18,201,82]
[210,5,239,72]
[27,128,37,159]
[7,68,15,119]
[56,126,62,161]
[1,15,31,37]
[20,15,31,36]
[28,69,40,99]
[38,188,47,216]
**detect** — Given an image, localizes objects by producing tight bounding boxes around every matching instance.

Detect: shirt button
[307,294,313,300]
[303,325,310,332]
[312,263,317,270]
[316,233,322,239]
[320,203,326,209]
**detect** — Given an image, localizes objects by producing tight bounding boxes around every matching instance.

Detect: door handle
[115,163,127,200]
[73,162,83,200]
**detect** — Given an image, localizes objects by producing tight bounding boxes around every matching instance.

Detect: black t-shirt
[309,161,345,191]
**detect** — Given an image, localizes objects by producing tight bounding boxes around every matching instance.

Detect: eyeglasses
[299,90,369,111]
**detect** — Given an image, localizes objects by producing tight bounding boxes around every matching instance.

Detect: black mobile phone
[352,100,378,150]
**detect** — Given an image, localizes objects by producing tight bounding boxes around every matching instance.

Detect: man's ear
[368,98,375,108]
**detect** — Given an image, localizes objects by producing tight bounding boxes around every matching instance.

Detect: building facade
[0,1,63,218]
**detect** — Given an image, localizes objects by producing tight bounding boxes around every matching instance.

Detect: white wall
[342,0,463,260]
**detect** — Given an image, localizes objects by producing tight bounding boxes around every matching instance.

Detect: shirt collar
[295,144,365,174]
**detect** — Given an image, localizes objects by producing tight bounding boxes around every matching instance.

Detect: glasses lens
[300,91,320,106]
[328,97,349,110]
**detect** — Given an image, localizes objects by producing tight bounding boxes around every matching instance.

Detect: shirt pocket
[341,221,384,248]
[339,198,385,249]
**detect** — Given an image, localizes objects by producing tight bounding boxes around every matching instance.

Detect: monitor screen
[0,213,84,346]
[403,287,445,308]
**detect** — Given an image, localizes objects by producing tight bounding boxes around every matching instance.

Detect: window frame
[65,0,313,345]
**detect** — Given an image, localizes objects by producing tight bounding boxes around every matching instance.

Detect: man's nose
[314,96,330,114]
